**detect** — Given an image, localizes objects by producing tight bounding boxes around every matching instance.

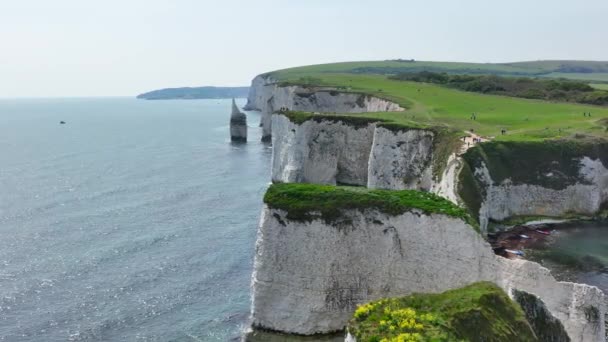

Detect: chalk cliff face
[272,114,449,192]
[249,75,608,341]
[271,114,375,186]
[251,207,606,341]
[476,158,608,231]
[461,142,608,232]
[244,75,404,141]
[367,127,434,190]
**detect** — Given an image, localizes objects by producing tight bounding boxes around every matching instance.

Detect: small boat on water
[60,121,66,124]
[535,229,551,235]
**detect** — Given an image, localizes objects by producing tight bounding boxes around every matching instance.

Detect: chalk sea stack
[230,98,247,142]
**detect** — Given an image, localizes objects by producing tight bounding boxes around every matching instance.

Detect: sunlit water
[0,98,271,341]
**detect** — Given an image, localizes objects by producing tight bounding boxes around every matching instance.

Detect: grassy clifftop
[264,183,477,229]
[273,60,608,82]
[265,61,608,142]
[347,281,537,342]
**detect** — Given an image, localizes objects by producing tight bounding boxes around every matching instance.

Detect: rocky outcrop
[244,75,404,141]
[367,126,435,190]
[251,205,605,340]
[460,141,608,232]
[230,98,247,142]
[271,114,457,193]
[271,114,375,186]
[512,289,571,342]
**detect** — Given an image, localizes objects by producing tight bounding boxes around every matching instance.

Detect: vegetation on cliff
[461,139,608,189]
[347,282,537,342]
[271,60,608,82]
[267,61,608,142]
[456,139,608,224]
[264,183,477,230]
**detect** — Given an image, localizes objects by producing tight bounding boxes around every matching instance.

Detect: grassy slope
[264,183,477,229]
[591,83,608,90]
[275,60,608,82]
[273,71,608,141]
[348,281,537,342]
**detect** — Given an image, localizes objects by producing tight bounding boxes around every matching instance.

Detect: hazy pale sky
[1,0,607,97]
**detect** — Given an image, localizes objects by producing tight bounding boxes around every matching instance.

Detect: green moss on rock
[348,282,538,342]
[457,162,484,223]
[462,140,608,190]
[264,183,477,230]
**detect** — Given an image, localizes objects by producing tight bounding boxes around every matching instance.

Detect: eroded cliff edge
[244,75,404,141]
[459,140,608,232]
[251,184,606,341]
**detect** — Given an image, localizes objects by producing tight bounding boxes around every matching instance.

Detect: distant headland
[136,86,249,100]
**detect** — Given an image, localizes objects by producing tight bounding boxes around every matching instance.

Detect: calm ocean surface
[0,98,271,341]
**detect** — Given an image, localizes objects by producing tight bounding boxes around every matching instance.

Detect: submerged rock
[230,98,247,142]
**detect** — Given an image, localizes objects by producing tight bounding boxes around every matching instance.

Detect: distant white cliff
[244,75,404,141]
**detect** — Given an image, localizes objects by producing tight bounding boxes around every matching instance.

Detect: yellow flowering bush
[347,282,538,342]
[354,302,377,319]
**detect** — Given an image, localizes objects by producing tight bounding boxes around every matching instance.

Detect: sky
[1,0,607,97]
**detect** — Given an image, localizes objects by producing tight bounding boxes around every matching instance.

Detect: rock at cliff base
[230,98,247,142]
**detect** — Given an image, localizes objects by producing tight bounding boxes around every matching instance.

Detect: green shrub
[348,282,537,342]
[264,183,477,230]
[389,71,607,105]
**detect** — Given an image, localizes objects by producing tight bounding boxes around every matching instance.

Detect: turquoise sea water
[0,98,271,341]
[526,221,608,294]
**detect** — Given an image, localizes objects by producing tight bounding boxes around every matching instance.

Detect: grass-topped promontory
[347,281,537,342]
[266,61,608,142]
[264,183,477,230]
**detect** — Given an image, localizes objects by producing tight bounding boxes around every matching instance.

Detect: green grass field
[273,60,608,82]
[272,70,608,141]
[591,83,608,90]
[264,183,476,228]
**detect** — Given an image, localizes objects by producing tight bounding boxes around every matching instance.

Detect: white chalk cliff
[271,114,450,193]
[474,156,608,232]
[248,74,608,342]
[251,207,606,341]
[244,75,404,141]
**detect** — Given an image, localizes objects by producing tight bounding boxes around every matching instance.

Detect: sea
[526,221,608,295]
[1,97,607,342]
[0,98,271,341]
